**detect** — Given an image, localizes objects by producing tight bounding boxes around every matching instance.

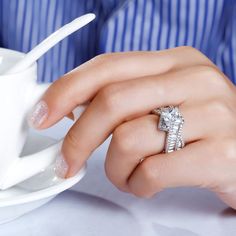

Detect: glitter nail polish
[55,153,68,178]
[28,100,48,128]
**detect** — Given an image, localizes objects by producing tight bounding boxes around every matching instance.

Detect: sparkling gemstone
[158,106,183,131]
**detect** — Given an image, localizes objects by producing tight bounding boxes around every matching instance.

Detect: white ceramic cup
[0,48,82,190]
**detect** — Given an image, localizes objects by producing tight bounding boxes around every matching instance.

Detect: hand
[28,47,236,209]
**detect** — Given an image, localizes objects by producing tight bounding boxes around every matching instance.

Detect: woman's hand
[28,47,236,209]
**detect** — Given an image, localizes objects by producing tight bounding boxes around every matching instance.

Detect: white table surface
[0,118,236,236]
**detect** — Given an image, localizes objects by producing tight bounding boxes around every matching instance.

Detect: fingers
[127,140,213,198]
[104,99,232,191]
[105,115,165,192]
[61,65,226,177]
[128,138,236,198]
[33,47,213,129]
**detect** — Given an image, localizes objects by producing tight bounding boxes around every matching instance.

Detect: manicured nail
[55,153,68,178]
[28,100,48,128]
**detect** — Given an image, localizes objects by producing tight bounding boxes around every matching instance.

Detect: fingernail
[28,100,48,128]
[55,153,68,178]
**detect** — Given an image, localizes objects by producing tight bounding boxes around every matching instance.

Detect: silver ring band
[152,106,185,153]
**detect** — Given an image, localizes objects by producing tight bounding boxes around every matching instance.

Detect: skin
[35,47,236,209]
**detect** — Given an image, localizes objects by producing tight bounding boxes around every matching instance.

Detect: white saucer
[0,131,86,224]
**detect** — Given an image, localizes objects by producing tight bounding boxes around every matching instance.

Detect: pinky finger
[127,140,217,198]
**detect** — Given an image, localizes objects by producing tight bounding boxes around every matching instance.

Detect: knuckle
[112,124,137,155]
[129,158,166,198]
[186,64,233,94]
[204,65,222,78]
[177,46,208,60]
[208,100,231,115]
[105,170,129,193]
[87,54,115,79]
[198,65,220,79]
[64,129,79,150]
[179,46,200,54]
[180,46,214,65]
[195,65,227,87]
[91,53,119,72]
[172,46,213,64]
[97,84,122,114]
[208,100,236,125]
[220,140,236,161]
[89,53,112,66]
[139,159,157,184]
[139,158,167,191]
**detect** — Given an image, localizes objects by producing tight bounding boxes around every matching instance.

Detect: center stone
[158,107,179,131]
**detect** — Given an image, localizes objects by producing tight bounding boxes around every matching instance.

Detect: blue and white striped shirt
[0,0,235,84]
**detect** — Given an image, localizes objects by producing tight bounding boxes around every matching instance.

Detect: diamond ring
[152,106,185,153]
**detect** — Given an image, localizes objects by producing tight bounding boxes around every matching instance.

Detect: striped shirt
[0,0,235,84]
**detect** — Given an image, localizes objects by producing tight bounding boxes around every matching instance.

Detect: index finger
[29,47,212,129]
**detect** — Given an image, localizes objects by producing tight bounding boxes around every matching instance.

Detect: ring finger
[105,102,218,192]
